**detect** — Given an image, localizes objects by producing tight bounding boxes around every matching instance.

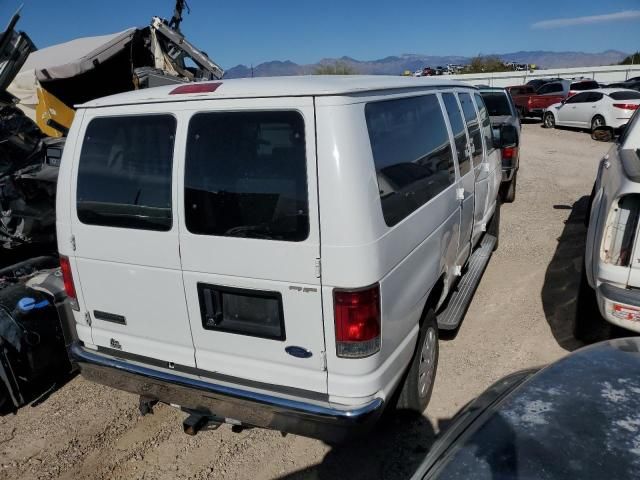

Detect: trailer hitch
[138,395,158,416]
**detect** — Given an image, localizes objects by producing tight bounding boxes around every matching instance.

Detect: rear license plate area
[196,283,285,340]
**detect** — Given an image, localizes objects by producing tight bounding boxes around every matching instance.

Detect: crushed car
[0,3,224,413]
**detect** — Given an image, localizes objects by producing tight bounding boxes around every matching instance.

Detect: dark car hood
[414,338,640,480]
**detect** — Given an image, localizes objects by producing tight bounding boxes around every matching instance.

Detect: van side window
[365,94,455,227]
[458,92,483,166]
[474,93,494,151]
[184,111,309,242]
[441,92,470,175]
[76,115,176,231]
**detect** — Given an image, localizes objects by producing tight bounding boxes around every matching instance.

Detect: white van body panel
[175,97,327,393]
[68,103,196,367]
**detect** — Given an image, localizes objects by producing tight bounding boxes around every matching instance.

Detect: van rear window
[365,94,455,227]
[184,111,309,242]
[76,115,176,231]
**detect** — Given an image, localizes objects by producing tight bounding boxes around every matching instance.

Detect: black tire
[396,309,439,414]
[573,262,610,344]
[500,172,517,203]
[487,200,500,251]
[591,115,606,132]
[584,182,595,228]
[543,112,555,129]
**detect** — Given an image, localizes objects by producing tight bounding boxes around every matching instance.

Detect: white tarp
[6,28,136,119]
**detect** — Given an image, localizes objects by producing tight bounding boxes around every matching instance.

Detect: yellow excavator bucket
[35,87,75,138]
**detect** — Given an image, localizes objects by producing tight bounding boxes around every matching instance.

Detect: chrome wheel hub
[418,327,437,398]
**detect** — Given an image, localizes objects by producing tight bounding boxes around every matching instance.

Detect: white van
[57,76,502,441]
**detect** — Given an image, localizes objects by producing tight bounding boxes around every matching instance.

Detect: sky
[1,0,639,69]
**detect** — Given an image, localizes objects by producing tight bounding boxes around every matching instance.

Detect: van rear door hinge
[70,235,76,251]
[314,258,322,278]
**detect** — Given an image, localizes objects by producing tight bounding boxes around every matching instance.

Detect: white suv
[57,76,502,441]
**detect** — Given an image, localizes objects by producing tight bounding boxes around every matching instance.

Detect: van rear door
[69,108,196,367]
[178,98,327,394]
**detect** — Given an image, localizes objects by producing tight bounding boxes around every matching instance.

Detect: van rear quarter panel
[56,109,93,344]
[315,95,459,399]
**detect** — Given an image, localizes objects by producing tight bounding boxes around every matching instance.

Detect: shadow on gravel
[541,197,590,351]
[280,412,436,480]
[541,196,635,352]
[520,117,540,125]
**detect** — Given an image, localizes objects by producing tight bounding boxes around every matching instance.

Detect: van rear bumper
[69,343,384,442]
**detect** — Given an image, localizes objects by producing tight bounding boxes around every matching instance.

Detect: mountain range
[224,50,629,78]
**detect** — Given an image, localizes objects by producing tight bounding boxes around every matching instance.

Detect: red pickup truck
[508,79,600,118]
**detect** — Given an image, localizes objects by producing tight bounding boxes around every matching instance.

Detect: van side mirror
[496,124,518,148]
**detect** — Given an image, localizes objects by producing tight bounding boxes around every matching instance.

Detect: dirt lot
[0,123,614,480]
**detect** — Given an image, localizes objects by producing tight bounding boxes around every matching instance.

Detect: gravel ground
[0,123,613,480]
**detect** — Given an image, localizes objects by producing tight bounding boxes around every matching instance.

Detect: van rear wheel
[396,309,439,414]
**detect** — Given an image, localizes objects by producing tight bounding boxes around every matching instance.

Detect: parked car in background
[579,109,640,340]
[479,87,521,202]
[422,66,435,76]
[543,89,640,132]
[57,76,503,442]
[435,66,444,76]
[506,85,535,117]
[411,338,640,480]
[525,78,560,91]
[526,79,599,118]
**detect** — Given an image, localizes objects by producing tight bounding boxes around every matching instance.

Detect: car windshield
[480,92,512,116]
[610,91,640,100]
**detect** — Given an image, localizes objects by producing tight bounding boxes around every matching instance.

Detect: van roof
[78,75,472,108]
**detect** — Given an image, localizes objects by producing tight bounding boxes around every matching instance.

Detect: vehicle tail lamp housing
[613,103,640,111]
[502,146,518,159]
[334,284,381,358]
[169,82,222,95]
[60,255,79,311]
[611,303,640,322]
[501,146,518,168]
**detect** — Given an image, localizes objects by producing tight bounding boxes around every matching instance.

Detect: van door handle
[94,310,126,325]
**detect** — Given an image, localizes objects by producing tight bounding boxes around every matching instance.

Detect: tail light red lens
[60,255,79,310]
[613,103,640,110]
[169,82,222,95]
[334,284,381,358]
[502,146,517,159]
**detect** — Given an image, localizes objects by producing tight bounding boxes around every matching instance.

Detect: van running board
[437,234,497,330]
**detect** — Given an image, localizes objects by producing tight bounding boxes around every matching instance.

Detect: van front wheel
[397,309,439,414]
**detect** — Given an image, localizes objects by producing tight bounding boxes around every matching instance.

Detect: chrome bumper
[598,283,640,307]
[69,343,383,442]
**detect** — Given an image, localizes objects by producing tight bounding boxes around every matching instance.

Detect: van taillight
[613,103,639,111]
[60,255,79,310]
[502,146,517,158]
[334,284,381,358]
[169,82,222,95]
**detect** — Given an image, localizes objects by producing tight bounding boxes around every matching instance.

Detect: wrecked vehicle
[2,6,223,257]
[0,3,224,413]
[0,256,72,413]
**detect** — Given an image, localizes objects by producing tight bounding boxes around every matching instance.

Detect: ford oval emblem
[285,346,313,359]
